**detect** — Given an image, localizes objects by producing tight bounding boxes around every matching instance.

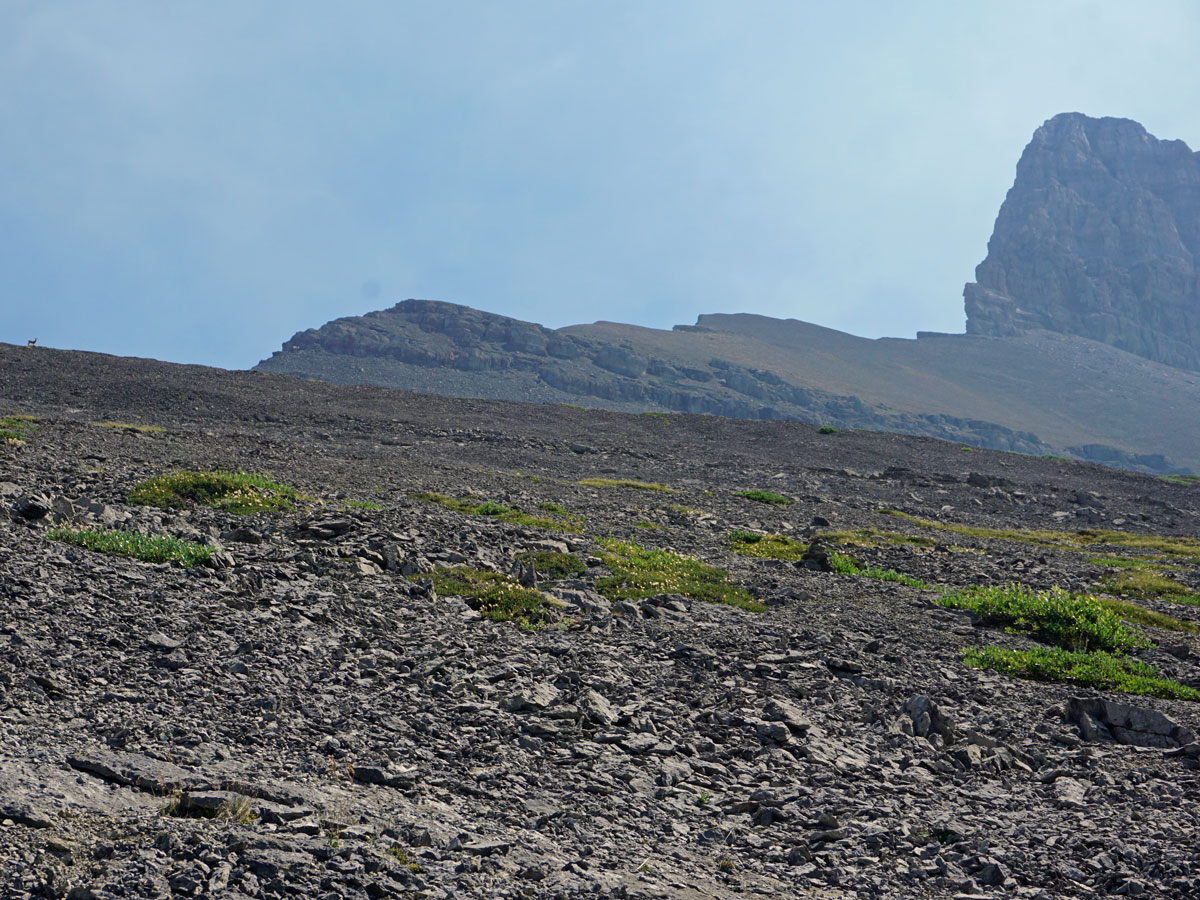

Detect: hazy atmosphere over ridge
[3,2,1200,368]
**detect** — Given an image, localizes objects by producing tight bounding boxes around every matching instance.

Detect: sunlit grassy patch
[940,583,1145,653]
[824,528,938,548]
[885,510,1200,560]
[416,492,580,531]
[1,414,38,444]
[1161,474,1200,486]
[597,539,763,612]
[1101,569,1200,607]
[346,499,382,510]
[422,567,563,628]
[578,477,672,493]
[130,470,300,514]
[515,550,587,579]
[737,489,793,506]
[47,526,212,567]
[729,530,807,561]
[1092,595,1197,633]
[828,550,928,588]
[961,646,1199,701]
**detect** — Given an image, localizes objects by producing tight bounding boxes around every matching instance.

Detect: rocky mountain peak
[965,112,1200,370]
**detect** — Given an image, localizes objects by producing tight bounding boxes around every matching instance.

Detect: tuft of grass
[130,470,299,515]
[217,795,257,825]
[422,567,563,628]
[940,583,1145,653]
[961,646,1200,701]
[641,411,670,421]
[1087,556,1154,569]
[729,530,807,561]
[823,528,938,548]
[1101,569,1200,607]
[737,489,794,506]
[515,550,587,579]
[1,414,38,444]
[817,425,838,434]
[669,505,708,518]
[346,499,382,510]
[1092,595,1198,634]
[596,539,763,612]
[634,521,666,531]
[47,526,212,567]
[578,477,672,493]
[884,510,1200,560]
[416,492,580,532]
[828,550,928,588]
[388,845,422,873]
[94,421,166,433]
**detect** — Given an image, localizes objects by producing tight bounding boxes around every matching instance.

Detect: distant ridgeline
[256,295,1200,477]
[254,113,1200,477]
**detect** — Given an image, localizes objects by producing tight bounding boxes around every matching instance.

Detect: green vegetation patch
[346,499,382,510]
[131,470,300,515]
[737,489,794,506]
[516,550,587,579]
[817,425,838,434]
[423,567,562,628]
[48,526,212,567]
[829,550,928,588]
[1101,569,1200,607]
[1092,595,1197,634]
[885,510,1200,560]
[940,583,1144,653]
[1,414,38,444]
[597,539,764,612]
[416,492,580,531]
[94,421,166,433]
[961,646,1200,702]
[578,477,672,493]
[729,530,807,561]
[641,411,670,421]
[824,528,938,548]
[1161,474,1200,486]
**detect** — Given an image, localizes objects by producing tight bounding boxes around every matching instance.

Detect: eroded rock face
[965,112,1200,370]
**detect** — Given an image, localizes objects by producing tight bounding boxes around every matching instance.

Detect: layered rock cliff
[256,299,1200,474]
[965,113,1200,370]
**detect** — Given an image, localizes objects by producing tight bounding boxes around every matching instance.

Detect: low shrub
[423,568,562,628]
[47,526,212,567]
[961,646,1200,701]
[829,550,928,588]
[516,550,587,579]
[130,470,299,514]
[597,539,763,611]
[940,583,1144,653]
[729,530,807,561]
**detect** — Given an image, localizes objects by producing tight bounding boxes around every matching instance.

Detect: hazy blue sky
[3,2,1199,369]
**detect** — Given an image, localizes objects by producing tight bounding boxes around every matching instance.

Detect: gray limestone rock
[966,112,1200,371]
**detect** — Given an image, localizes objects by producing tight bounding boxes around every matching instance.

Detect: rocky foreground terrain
[3,344,1200,899]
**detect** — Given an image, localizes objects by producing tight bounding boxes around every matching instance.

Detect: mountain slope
[256,299,1200,474]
